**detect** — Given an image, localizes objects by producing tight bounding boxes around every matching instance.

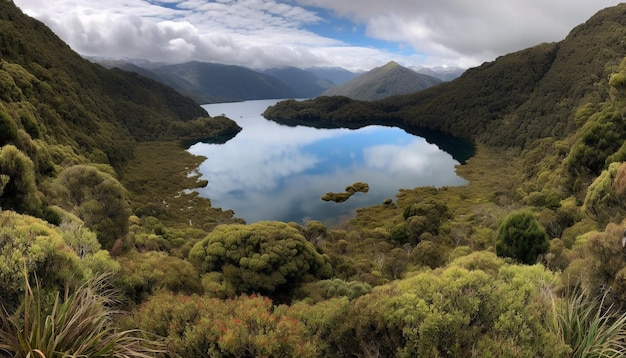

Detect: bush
[128,292,317,357]
[190,221,333,301]
[0,144,41,214]
[0,211,85,307]
[50,165,131,249]
[496,210,549,264]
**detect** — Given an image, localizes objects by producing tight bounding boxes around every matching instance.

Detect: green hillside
[5,1,626,356]
[266,5,626,147]
[0,2,241,225]
[321,60,442,100]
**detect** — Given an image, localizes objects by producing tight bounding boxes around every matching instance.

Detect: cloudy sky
[12,0,620,71]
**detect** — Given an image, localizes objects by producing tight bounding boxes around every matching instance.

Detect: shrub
[50,165,131,249]
[496,210,549,264]
[0,144,41,214]
[128,292,317,357]
[190,221,332,301]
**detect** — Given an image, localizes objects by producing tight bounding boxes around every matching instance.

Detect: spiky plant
[0,274,164,358]
[550,290,626,358]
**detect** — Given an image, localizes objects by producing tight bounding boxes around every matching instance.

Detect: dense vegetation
[6,1,626,356]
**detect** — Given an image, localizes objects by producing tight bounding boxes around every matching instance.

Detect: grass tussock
[550,290,626,357]
[0,274,164,358]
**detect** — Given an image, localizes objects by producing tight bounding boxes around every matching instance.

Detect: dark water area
[188,99,473,226]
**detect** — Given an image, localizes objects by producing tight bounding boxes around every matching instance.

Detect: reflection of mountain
[321,61,442,101]
[263,115,475,164]
[189,100,466,225]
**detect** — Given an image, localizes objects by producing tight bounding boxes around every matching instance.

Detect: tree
[496,210,549,264]
[190,221,332,300]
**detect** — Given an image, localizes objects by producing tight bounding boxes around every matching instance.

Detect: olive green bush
[49,165,131,249]
[496,210,549,264]
[190,221,332,301]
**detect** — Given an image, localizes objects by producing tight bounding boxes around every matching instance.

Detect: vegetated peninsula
[320,60,442,101]
[5,0,626,356]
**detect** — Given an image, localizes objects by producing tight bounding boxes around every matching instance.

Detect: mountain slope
[100,61,300,104]
[0,1,240,216]
[412,66,465,81]
[263,66,334,98]
[0,2,240,161]
[265,4,626,147]
[321,61,442,101]
[306,66,359,85]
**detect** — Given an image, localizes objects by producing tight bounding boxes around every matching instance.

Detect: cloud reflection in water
[188,100,467,225]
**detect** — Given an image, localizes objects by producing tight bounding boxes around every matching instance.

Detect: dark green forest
[4,1,626,356]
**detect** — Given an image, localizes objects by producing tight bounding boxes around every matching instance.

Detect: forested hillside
[5,1,626,357]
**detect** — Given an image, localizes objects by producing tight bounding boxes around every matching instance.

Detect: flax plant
[0,275,164,358]
[550,290,626,358]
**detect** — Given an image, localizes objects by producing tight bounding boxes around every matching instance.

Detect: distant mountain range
[412,66,466,81]
[93,58,463,104]
[305,66,361,85]
[321,61,443,101]
[95,60,296,104]
[262,67,335,98]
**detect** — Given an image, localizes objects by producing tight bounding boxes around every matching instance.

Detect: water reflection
[188,99,467,226]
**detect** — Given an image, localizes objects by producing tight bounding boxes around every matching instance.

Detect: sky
[12,0,621,71]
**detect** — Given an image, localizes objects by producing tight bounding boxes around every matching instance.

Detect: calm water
[188,99,468,226]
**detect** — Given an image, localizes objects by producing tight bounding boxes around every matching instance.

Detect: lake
[188,99,469,226]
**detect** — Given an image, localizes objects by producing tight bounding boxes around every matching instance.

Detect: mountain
[0,1,240,214]
[305,66,359,85]
[97,60,299,104]
[262,67,335,98]
[412,66,465,81]
[265,4,626,148]
[320,61,442,101]
[7,2,626,356]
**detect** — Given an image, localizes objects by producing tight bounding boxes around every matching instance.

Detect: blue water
[188,99,467,226]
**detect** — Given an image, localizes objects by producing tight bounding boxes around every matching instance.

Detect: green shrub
[496,210,549,264]
[128,292,317,357]
[0,144,41,214]
[190,222,332,301]
[50,165,131,249]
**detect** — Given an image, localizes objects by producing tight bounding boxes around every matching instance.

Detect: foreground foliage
[6,1,626,357]
[549,290,626,358]
[0,275,163,358]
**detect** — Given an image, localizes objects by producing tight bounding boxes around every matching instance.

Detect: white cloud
[12,0,621,70]
[295,0,620,67]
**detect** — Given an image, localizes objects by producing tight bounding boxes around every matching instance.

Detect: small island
[322,182,369,202]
